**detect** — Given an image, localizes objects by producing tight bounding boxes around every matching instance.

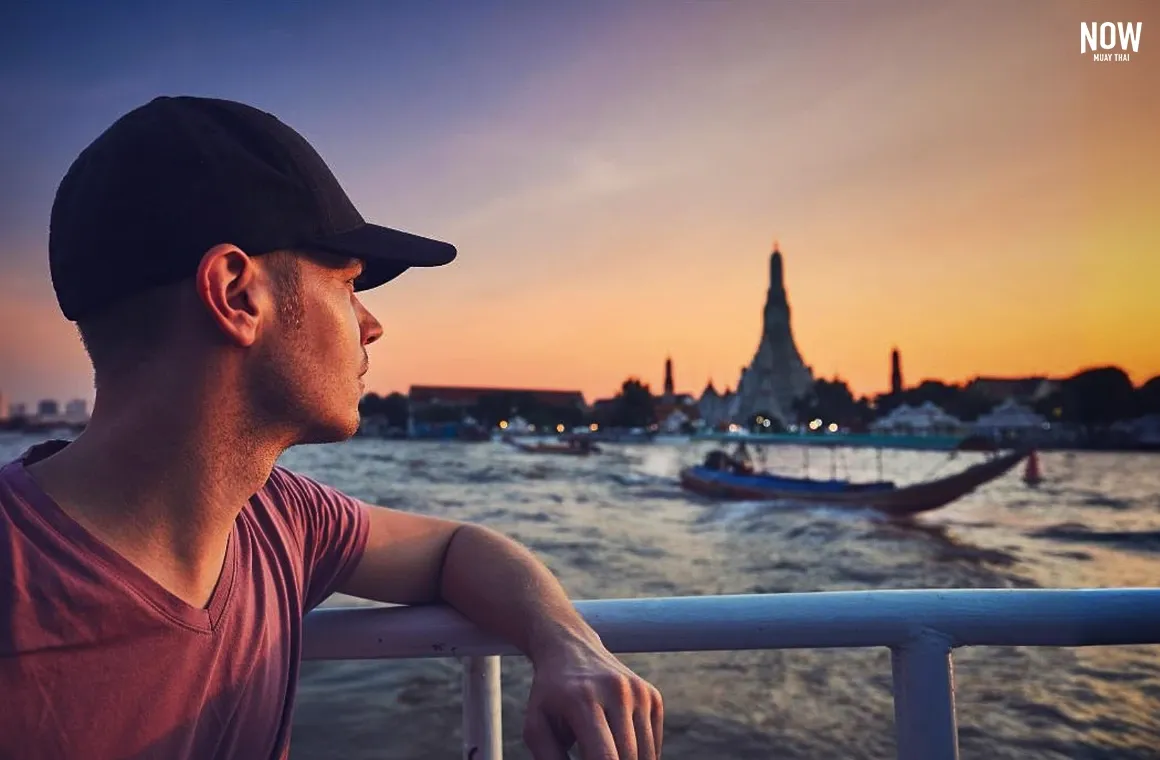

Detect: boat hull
[679,450,1028,517]
[512,443,593,456]
[502,435,599,456]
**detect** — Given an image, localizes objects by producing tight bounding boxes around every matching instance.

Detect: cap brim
[307,223,457,291]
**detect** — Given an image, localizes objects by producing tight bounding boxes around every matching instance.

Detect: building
[733,244,814,424]
[0,390,7,421]
[966,376,1057,404]
[37,400,60,421]
[870,401,964,436]
[1113,415,1160,450]
[64,399,89,424]
[972,398,1047,436]
[696,379,729,429]
[891,348,904,395]
[657,405,699,434]
[662,356,675,402]
[407,386,587,432]
[697,379,737,430]
[408,385,586,411]
[653,397,699,433]
[647,357,697,431]
[588,397,618,424]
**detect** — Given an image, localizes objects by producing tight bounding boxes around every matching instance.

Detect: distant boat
[678,449,1028,517]
[502,435,601,456]
[690,430,965,452]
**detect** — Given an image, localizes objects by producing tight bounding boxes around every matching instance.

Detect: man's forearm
[438,524,601,662]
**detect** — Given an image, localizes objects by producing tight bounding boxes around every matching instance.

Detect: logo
[1081,22,1142,62]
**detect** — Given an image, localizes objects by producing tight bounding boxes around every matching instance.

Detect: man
[731,441,755,475]
[0,97,662,759]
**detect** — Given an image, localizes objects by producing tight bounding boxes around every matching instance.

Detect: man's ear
[194,244,268,347]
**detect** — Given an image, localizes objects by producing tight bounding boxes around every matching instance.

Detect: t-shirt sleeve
[268,467,371,611]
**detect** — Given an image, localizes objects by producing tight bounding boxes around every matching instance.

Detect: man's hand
[523,639,663,760]
[338,515,665,757]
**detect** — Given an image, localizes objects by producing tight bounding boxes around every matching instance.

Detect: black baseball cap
[49,95,457,321]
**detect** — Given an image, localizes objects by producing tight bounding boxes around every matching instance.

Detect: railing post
[462,655,502,760]
[891,633,959,760]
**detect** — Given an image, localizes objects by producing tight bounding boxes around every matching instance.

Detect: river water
[3,434,1157,758]
[282,439,1160,760]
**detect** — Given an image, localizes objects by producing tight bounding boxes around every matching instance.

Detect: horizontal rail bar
[303,588,1160,661]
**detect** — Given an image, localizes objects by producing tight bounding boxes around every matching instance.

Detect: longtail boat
[502,435,601,456]
[678,449,1027,517]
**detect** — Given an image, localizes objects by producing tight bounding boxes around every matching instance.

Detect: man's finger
[604,701,638,760]
[633,707,656,760]
[570,703,619,760]
[651,689,664,758]
[524,711,570,760]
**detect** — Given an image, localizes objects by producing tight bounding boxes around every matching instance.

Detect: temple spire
[736,238,813,425]
[891,347,904,395]
[768,242,785,297]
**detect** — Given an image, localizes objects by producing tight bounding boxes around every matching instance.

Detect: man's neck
[26,393,287,608]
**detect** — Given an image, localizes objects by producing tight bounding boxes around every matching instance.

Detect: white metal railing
[303,588,1160,760]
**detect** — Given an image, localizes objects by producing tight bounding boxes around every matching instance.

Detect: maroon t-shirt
[0,440,370,759]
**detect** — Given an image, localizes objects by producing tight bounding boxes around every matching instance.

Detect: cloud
[442,142,688,235]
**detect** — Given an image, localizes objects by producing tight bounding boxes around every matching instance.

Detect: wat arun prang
[732,243,814,424]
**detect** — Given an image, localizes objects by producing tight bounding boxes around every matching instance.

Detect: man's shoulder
[253,466,364,522]
[259,464,304,496]
[258,465,336,504]
[251,466,309,522]
[0,440,67,517]
[1,439,69,477]
[252,466,370,609]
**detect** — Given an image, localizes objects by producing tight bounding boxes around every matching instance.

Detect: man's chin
[295,414,361,446]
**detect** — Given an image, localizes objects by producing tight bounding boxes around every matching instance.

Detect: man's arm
[339,507,594,656]
[339,505,663,760]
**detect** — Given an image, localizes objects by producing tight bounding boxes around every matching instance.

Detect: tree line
[359,390,589,432]
[794,366,1159,433]
[357,365,1159,434]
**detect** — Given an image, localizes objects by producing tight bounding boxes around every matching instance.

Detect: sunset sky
[1,0,1157,408]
